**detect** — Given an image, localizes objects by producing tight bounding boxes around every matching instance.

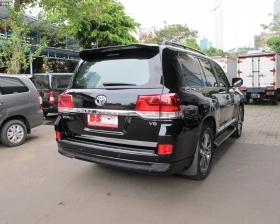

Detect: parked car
[0,74,43,147]
[30,73,73,117]
[55,42,244,180]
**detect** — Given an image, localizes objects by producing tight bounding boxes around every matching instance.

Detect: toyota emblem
[95,95,107,106]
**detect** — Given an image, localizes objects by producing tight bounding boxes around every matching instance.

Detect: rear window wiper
[102,82,136,86]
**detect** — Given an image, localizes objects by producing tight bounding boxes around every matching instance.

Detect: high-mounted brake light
[37,92,42,109]
[58,93,73,112]
[158,144,173,155]
[49,91,54,104]
[135,93,182,119]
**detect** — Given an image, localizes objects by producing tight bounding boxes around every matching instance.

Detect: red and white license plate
[87,114,118,128]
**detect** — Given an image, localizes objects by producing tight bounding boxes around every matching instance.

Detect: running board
[214,126,236,148]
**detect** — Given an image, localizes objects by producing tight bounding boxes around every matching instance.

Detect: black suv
[31,73,73,117]
[55,42,244,180]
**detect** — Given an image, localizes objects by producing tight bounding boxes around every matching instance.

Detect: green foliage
[0,7,47,74]
[184,38,201,50]
[260,13,280,34]
[203,47,226,56]
[25,0,139,48]
[34,0,107,37]
[75,1,140,48]
[260,13,280,52]
[203,47,236,60]
[266,37,280,52]
[144,24,198,44]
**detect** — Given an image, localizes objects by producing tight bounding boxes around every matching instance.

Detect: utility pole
[211,0,223,50]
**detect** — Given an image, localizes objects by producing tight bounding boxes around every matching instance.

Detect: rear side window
[0,77,29,95]
[31,75,49,89]
[52,76,72,89]
[199,59,218,87]
[71,50,163,89]
[179,53,206,87]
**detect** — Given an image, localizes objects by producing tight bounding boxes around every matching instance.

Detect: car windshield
[71,55,163,89]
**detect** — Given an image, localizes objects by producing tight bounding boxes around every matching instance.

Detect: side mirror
[232,77,243,87]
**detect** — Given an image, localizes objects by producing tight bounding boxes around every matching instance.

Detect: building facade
[274,0,280,15]
[200,37,209,50]
[139,26,160,43]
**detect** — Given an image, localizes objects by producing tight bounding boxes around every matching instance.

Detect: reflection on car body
[55,42,244,180]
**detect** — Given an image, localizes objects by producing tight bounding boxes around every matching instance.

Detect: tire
[0,120,27,147]
[193,125,213,180]
[244,96,250,104]
[43,111,48,117]
[231,106,243,137]
[271,100,278,105]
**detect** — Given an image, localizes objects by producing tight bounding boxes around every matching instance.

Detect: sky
[118,0,275,51]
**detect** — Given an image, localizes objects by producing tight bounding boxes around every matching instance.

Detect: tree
[261,13,280,52]
[144,24,198,45]
[74,1,140,48]
[203,47,227,56]
[0,0,130,73]
[0,2,47,74]
[184,38,201,50]
[202,47,236,60]
[266,37,280,52]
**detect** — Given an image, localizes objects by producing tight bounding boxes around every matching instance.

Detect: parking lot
[1,104,280,224]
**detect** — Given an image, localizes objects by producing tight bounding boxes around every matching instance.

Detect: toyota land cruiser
[54,42,244,180]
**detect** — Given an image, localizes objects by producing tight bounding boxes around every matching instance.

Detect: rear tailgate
[30,75,50,107]
[238,54,276,89]
[57,45,166,152]
[60,88,163,147]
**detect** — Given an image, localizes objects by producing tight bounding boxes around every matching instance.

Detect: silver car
[0,74,43,147]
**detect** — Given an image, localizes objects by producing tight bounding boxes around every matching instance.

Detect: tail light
[135,93,182,119]
[58,93,73,112]
[158,144,173,155]
[266,85,275,90]
[49,91,54,104]
[56,131,62,140]
[37,92,42,109]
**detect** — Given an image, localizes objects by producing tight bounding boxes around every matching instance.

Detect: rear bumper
[58,144,193,175]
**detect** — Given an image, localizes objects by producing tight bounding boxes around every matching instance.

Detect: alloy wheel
[199,131,212,173]
[7,124,25,143]
[237,107,243,135]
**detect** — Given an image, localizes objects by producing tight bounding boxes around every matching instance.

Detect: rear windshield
[70,53,163,89]
[52,76,72,89]
[31,75,49,89]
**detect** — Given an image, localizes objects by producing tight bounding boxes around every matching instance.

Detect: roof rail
[162,41,206,56]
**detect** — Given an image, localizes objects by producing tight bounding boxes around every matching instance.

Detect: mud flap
[178,143,199,176]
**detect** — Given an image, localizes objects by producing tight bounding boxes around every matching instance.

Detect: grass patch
[244,101,280,109]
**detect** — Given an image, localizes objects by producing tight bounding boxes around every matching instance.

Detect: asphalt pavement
[0,104,279,224]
